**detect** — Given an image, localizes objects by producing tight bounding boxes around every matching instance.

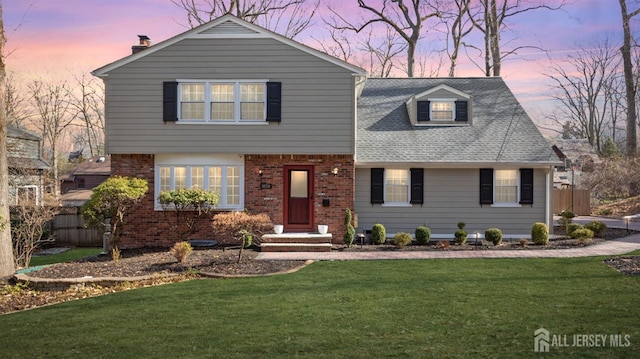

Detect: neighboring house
[7,124,49,205]
[60,155,111,206]
[92,15,559,247]
[550,139,600,189]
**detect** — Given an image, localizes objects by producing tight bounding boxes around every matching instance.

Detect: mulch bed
[1,226,638,315]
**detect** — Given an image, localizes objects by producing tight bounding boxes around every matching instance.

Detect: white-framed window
[385,169,409,204]
[16,185,40,206]
[430,99,455,121]
[495,169,518,204]
[155,154,244,210]
[178,80,266,123]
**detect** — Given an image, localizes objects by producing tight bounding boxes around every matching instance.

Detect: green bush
[371,224,386,245]
[570,228,594,240]
[343,208,355,246]
[485,228,503,245]
[393,232,413,247]
[531,222,549,245]
[559,210,576,230]
[415,226,431,245]
[454,222,467,245]
[566,223,583,237]
[585,221,607,237]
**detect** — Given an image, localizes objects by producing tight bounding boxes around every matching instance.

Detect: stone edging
[12,260,315,291]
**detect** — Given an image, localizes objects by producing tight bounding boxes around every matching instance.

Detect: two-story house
[93,15,559,248]
[7,125,50,205]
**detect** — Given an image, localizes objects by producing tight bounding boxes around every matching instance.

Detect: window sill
[490,203,522,208]
[415,122,469,127]
[176,121,269,125]
[381,203,413,208]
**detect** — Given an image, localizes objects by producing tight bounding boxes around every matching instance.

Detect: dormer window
[408,84,471,126]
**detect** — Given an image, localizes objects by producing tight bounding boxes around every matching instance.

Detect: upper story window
[407,84,471,126]
[178,81,266,122]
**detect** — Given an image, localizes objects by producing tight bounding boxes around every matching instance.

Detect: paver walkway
[256,216,640,261]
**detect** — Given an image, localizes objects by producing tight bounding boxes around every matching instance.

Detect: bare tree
[440,0,473,77]
[69,73,104,157]
[171,0,319,39]
[545,39,621,153]
[28,78,77,199]
[327,0,442,77]
[359,28,407,77]
[618,0,640,156]
[0,0,16,278]
[4,73,30,128]
[467,0,565,77]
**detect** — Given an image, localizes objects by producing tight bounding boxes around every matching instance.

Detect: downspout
[546,167,551,232]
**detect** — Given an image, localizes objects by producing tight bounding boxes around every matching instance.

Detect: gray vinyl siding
[354,167,548,238]
[103,38,356,154]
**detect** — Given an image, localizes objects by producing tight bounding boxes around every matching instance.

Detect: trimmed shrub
[566,223,583,237]
[570,228,594,240]
[485,228,503,245]
[170,241,193,263]
[559,210,576,230]
[415,226,431,245]
[585,221,607,237]
[531,222,549,245]
[343,208,355,247]
[454,222,467,245]
[371,224,386,245]
[393,232,413,247]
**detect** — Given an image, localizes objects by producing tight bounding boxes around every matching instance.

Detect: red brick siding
[245,154,355,243]
[111,154,355,247]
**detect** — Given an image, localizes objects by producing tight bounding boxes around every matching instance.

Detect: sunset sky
[3,0,631,130]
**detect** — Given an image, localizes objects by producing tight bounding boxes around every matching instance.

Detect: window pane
[191,167,204,189]
[212,84,234,101]
[290,170,308,198]
[432,102,453,120]
[208,167,222,195]
[385,169,408,203]
[495,170,517,203]
[181,103,204,120]
[211,103,234,120]
[227,167,240,205]
[174,167,186,189]
[241,103,264,120]
[241,84,264,102]
[181,84,204,101]
[160,167,171,192]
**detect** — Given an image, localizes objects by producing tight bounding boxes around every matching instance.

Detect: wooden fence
[553,188,591,216]
[51,208,103,247]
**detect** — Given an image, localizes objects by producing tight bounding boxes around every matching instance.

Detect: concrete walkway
[256,216,640,261]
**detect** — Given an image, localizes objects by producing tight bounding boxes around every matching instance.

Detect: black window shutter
[520,168,534,205]
[163,81,178,122]
[417,101,430,122]
[266,82,282,122]
[479,168,494,205]
[371,168,384,204]
[410,168,424,204]
[455,100,468,122]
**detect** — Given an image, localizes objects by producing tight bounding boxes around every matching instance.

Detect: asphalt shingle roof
[356,77,560,165]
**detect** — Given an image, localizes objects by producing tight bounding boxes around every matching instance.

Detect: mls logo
[534,328,550,353]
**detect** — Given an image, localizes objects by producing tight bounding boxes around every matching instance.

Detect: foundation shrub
[371,224,386,245]
[393,232,413,247]
[531,222,549,245]
[415,226,431,245]
[485,228,503,245]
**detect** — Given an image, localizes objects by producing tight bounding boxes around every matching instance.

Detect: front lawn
[0,256,638,358]
[28,248,103,267]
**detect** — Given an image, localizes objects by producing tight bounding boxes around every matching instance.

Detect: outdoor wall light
[331,167,339,176]
[258,169,263,176]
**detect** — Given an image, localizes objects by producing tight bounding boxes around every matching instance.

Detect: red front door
[284,165,314,232]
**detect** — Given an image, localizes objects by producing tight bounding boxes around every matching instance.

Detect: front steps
[261,233,333,252]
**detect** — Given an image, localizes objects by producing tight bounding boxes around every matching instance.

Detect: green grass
[28,248,103,267]
[1,256,639,358]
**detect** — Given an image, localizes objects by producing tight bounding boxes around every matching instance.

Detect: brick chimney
[131,35,151,54]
